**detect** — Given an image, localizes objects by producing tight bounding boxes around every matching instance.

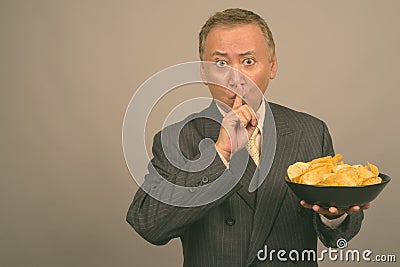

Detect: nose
[227,67,246,95]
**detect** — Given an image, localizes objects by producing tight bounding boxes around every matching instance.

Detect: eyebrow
[211,50,256,57]
[239,50,256,56]
[211,51,228,57]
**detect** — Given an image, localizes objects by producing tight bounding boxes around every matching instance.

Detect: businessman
[127,8,368,266]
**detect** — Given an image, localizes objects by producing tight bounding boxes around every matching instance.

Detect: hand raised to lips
[215,95,258,162]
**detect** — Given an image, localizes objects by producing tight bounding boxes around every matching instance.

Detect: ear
[269,54,278,79]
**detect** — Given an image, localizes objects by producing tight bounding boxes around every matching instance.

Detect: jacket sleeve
[313,121,364,247]
[126,130,243,245]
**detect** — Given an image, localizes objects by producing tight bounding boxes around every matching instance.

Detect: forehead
[204,23,267,56]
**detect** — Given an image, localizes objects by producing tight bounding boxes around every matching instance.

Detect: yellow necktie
[247,127,260,166]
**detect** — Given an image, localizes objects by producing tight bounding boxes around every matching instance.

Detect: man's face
[202,23,277,109]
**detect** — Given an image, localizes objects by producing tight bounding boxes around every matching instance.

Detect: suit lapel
[246,104,303,265]
[200,101,223,141]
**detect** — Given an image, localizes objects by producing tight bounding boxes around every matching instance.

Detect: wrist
[215,143,231,162]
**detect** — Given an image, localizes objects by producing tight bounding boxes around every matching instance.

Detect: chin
[214,99,232,111]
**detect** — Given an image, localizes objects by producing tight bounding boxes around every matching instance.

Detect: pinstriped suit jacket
[127,101,363,266]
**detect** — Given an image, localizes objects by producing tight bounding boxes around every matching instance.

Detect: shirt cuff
[215,145,229,167]
[319,213,348,229]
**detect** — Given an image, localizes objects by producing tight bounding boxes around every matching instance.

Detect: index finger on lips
[233,95,243,109]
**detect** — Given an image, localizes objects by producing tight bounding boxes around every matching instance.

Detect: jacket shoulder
[268,102,327,132]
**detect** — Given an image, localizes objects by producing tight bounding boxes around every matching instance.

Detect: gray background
[1,0,399,266]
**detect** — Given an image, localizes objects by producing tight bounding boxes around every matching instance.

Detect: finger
[236,106,258,130]
[361,202,371,210]
[312,204,320,213]
[241,105,258,127]
[328,207,339,214]
[347,205,361,215]
[251,116,258,127]
[242,104,257,118]
[300,200,313,209]
[236,108,252,127]
[249,110,258,127]
[233,95,243,109]
[231,110,248,129]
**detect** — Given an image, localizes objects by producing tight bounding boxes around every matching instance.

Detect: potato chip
[318,173,341,186]
[301,165,331,185]
[362,176,382,186]
[333,164,351,173]
[287,162,310,182]
[319,173,358,186]
[309,156,333,165]
[354,164,375,180]
[335,167,361,185]
[309,162,333,170]
[332,154,343,164]
[367,162,379,176]
[287,154,382,186]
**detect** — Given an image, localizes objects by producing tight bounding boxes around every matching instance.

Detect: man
[127,8,368,266]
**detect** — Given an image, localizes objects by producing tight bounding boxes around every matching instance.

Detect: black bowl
[285,173,391,208]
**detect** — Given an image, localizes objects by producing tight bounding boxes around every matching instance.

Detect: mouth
[231,94,247,101]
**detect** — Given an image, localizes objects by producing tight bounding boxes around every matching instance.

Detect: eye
[216,60,228,68]
[243,58,255,65]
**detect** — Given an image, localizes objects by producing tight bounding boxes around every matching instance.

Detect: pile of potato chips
[287,154,382,186]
